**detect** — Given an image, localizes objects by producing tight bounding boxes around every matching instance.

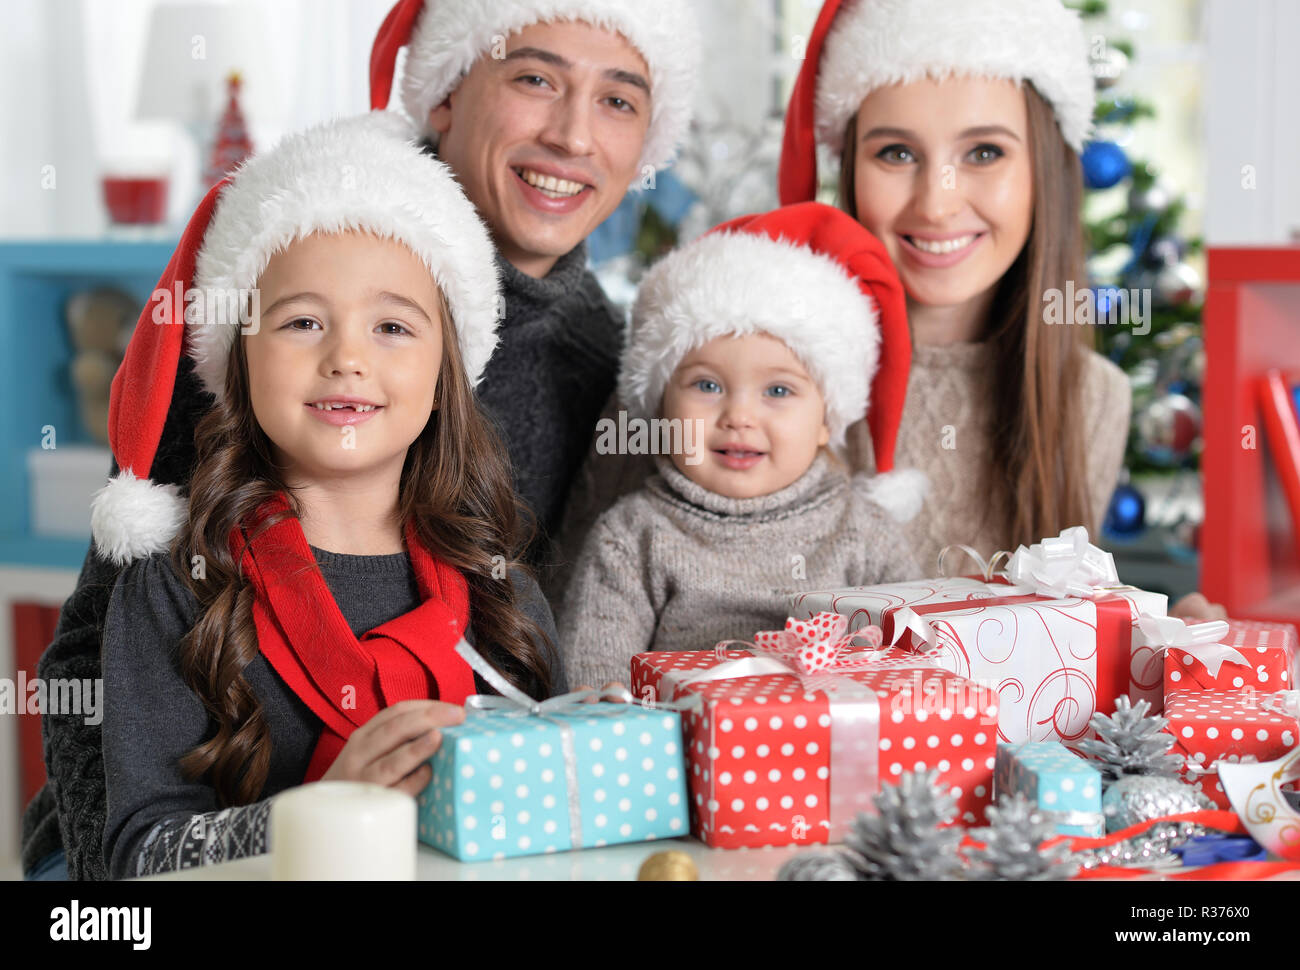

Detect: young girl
[95,112,562,880]
[777,0,1223,621]
[558,202,922,689]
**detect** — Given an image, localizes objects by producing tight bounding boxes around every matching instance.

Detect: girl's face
[244,231,444,489]
[851,76,1034,312]
[661,333,830,500]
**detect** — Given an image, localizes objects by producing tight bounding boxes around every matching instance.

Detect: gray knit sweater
[556,452,920,690]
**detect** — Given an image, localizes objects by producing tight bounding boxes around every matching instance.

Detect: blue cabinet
[0,240,176,569]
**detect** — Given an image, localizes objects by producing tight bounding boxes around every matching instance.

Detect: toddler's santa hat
[91,111,502,567]
[780,0,1096,204]
[619,201,924,521]
[370,0,702,173]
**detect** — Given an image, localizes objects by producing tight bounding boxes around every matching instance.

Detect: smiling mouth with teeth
[514,167,589,199]
[905,234,981,254]
[309,402,380,412]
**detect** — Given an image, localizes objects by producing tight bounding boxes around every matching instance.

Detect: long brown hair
[169,278,556,808]
[839,82,1093,547]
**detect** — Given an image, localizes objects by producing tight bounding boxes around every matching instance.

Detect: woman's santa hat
[780,0,1096,204]
[619,201,924,521]
[369,0,702,172]
[91,111,502,567]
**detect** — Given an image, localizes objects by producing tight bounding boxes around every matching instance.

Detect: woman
[777,0,1222,618]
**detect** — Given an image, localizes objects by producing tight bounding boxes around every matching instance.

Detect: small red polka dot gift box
[1163,689,1300,809]
[790,529,1170,742]
[630,614,1000,849]
[1163,619,1297,699]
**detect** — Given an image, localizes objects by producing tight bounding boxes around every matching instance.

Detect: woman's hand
[321,699,466,796]
[1169,592,1228,623]
[573,682,630,704]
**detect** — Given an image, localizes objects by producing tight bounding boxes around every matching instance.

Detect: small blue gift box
[995,742,1104,837]
[418,702,690,861]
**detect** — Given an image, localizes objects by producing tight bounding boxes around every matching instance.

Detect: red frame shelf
[1201,247,1300,623]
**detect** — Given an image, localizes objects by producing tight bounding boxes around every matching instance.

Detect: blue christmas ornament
[1081,141,1131,190]
[1102,482,1146,540]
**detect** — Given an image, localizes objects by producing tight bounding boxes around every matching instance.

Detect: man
[22,0,699,880]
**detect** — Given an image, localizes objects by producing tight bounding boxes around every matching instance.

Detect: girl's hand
[1169,592,1228,623]
[574,682,629,704]
[322,699,466,797]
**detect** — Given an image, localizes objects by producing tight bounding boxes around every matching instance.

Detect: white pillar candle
[271,781,416,880]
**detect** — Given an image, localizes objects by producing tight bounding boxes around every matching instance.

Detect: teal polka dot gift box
[994,742,1104,837]
[418,704,690,861]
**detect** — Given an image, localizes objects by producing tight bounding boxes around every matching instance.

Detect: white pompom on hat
[780,0,1096,204]
[619,202,926,521]
[370,0,702,173]
[91,111,503,566]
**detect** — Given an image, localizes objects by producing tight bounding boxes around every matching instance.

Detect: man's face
[429,20,652,278]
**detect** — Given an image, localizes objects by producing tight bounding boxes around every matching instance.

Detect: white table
[142,837,807,881]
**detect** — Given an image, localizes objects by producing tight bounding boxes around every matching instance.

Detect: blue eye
[693,379,721,394]
[766,385,793,398]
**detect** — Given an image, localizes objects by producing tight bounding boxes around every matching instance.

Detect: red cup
[101,176,169,225]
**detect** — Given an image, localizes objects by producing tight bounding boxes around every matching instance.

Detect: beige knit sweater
[556,452,921,689]
[547,344,1131,604]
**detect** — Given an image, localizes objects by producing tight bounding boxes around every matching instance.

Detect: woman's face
[851,76,1034,311]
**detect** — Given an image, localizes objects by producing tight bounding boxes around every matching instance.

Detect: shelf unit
[1201,247,1300,623]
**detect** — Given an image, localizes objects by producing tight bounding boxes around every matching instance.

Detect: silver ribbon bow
[1135,614,1244,679]
[1006,526,1120,599]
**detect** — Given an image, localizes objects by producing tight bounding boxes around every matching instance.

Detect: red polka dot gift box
[630,638,999,849]
[1164,619,1298,700]
[1163,689,1300,809]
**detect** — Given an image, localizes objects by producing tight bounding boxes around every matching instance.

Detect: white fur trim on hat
[399,0,701,172]
[816,0,1095,153]
[90,469,187,567]
[619,231,880,449]
[863,468,928,523]
[188,111,501,401]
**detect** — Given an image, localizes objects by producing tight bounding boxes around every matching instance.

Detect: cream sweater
[557,452,920,689]
[546,344,1131,601]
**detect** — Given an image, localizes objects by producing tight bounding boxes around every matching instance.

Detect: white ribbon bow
[1135,613,1245,679]
[1006,526,1120,599]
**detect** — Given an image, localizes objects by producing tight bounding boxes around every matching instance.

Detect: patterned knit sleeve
[555,505,658,691]
[1079,350,1133,533]
[101,551,272,879]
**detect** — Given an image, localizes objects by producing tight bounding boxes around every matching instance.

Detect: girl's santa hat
[91,111,502,567]
[370,0,702,173]
[619,201,924,521]
[780,0,1096,204]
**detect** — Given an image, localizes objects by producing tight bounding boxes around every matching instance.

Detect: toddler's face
[243,231,444,490]
[661,333,830,499]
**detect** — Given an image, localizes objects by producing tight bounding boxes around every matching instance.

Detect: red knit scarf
[229,492,476,781]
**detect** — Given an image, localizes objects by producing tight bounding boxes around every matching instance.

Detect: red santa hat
[780,0,1096,205]
[370,0,701,173]
[619,201,924,520]
[91,111,502,567]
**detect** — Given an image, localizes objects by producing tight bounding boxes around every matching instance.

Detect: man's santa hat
[369,0,701,173]
[90,111,502,567]
[619,201,924,521]
[779,0,1096,204]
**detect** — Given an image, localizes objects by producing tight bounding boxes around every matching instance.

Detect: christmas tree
[1072,1,1206,548]
[203,72,255,189]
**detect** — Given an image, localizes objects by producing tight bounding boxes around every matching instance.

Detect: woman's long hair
[839,82,1093,547]
[169,282,555,808]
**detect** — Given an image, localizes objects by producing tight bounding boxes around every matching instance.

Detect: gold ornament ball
[637,850,698,881]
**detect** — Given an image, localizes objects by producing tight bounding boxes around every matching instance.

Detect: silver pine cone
[842,769,965,880]
[966,793,1077,880]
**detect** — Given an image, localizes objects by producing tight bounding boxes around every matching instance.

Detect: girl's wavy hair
[838,82,1093,546]
[168,270,555,808]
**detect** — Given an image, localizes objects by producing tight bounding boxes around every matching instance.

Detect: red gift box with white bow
[1163,619,1297,699]
[790,529,1169,744]
[1164,688,1300,809]
[630,613,999,849]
